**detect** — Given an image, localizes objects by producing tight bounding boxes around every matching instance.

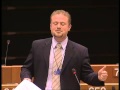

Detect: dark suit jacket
[20,37,104,90]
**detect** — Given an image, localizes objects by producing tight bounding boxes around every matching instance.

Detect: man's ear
[68,24,72,31]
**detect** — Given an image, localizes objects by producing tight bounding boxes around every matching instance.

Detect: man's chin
[54,34,63,38]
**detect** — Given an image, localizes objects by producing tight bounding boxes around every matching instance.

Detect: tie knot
[56,43,62,49]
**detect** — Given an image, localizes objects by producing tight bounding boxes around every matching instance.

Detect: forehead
[51,14,68,21]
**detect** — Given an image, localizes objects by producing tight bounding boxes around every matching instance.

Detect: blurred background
[2,0,119,65]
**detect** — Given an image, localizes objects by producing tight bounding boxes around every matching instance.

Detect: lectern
[2,64,119,90]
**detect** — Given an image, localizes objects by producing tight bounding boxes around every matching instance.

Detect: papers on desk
[14,80,41,90]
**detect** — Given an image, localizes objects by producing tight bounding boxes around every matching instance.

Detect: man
[20,10,108,90]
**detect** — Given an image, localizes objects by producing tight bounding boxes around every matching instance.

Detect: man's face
[50,14,71,39]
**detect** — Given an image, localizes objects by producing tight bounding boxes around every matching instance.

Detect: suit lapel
[43,38,52,68]
[61,40,74,73]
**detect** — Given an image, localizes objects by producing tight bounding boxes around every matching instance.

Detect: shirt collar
[52,37,68,50]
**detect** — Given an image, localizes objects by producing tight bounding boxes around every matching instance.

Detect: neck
[54,37,66,43]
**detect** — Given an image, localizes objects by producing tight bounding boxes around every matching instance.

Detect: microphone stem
[75,74,80,85]
[5,44,9,66]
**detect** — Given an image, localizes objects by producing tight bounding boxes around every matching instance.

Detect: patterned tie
[52,43,62,90]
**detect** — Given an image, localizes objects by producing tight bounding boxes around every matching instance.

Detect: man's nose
[57,23,61,28]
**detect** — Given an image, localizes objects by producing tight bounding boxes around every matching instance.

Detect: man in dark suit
[20,10,108,90]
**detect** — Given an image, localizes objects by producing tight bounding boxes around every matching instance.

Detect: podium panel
[2,66,12,84]
[12,66,22,83]
[2,83,18,90]
[2,65,22,84]
[2,83,119,90]
[80,83,119,90]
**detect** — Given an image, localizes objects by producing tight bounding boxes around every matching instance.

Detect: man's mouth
[56,30,61,33]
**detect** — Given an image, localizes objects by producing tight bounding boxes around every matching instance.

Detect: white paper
[14,80,41,90]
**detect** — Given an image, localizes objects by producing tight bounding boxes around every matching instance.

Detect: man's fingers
[99,66,107,73]
[98,66,108,81]
[101,66,106,70]
[101,71,107,74]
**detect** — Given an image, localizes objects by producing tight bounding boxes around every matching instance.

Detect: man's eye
[61,22,66,26]
[53,22,58,25]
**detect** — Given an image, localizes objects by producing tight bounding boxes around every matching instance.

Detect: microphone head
[7,40,10,45]
[72,68,76,74]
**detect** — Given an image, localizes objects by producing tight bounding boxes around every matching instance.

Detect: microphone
[4,40,10,66]
[72,68,80,85]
